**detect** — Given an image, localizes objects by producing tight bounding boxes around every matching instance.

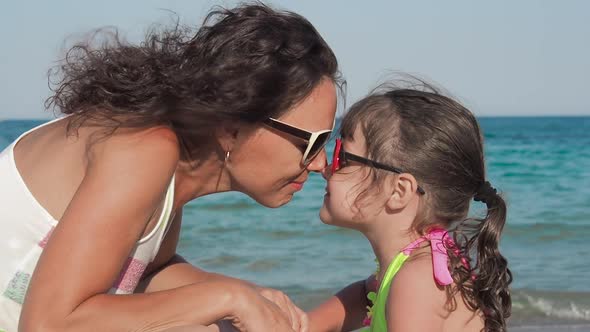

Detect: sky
[0,0,588,120]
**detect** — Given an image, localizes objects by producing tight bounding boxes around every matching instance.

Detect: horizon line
[1,113,590,122]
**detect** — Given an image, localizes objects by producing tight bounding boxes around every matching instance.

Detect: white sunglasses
[263,117,334,165]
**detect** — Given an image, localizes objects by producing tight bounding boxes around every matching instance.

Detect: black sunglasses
[263,117,334,165]
[331,138,426,195]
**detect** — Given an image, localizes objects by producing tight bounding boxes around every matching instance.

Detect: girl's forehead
[342,132,367,156]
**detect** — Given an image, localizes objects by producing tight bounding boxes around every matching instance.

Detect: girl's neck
[363,216,419,281]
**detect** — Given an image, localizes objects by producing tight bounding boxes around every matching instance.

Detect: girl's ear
[385,173,420,210]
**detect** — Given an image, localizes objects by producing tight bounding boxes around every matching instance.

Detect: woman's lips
[291,182,304,191]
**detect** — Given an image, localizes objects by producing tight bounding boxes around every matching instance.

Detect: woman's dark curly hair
[46,2,341,160]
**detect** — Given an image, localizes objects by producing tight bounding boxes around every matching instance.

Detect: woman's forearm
[20,280,240,332]
[138,254,261,304]
[138,254,249,294]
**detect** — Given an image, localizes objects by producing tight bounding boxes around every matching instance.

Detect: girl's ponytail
[472,181,512,332]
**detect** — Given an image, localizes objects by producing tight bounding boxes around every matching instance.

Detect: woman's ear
[385,173,420,211]
[215,121,241,152]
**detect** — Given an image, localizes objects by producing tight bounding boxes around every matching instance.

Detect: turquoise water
[1,116,589,328]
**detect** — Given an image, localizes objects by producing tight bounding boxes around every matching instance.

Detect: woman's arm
[307,280,369,332]
[19,128,228,331]
[136,210,308,332]
[135,210,218,294]
[19,128,293,332]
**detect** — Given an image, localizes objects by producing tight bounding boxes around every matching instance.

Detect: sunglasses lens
[304,131,331,165]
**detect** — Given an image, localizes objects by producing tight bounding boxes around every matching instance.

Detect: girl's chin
[318,207,328,223]
[319,207,336,225]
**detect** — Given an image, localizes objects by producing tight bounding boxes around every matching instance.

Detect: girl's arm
[307,279,369,332]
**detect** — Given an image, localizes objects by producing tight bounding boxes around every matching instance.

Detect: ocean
[1,116,589,330]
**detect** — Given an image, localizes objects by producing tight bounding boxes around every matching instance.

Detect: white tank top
[0,117,175,332]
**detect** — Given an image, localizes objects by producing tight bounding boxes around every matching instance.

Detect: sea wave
[511,289,590,325]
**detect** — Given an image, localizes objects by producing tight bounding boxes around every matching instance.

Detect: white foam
[524,294,590,321]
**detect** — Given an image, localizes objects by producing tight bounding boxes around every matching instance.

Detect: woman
[0,3,341,331]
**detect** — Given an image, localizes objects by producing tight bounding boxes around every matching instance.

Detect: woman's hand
[226,283,298,332]
[137,254,307,332]
[211,276,308,331]
[256,286,309,332]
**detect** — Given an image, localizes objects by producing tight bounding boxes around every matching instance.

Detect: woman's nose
[306,149,328,172]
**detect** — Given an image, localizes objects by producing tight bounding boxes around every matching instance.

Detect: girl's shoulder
[386,252,449,328]
[390,251,485,331]
[391,252,446,302]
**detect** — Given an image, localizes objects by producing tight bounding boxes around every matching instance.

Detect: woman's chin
[255,192,294,208]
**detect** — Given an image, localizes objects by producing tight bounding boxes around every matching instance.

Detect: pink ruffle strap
[401,228,454,286]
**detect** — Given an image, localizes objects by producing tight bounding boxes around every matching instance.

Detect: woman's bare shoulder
[79,125,181,205]
[87,125,180,168]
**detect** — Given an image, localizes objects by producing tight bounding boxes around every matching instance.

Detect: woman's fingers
[258,287,307,331]
[229,284,295,332]
[295,305,309,332]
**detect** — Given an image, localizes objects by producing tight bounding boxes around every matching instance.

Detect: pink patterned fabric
[38,226,55,249]
[111,258,148,293]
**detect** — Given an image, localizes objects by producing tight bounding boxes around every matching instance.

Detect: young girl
[308,84,512,332]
